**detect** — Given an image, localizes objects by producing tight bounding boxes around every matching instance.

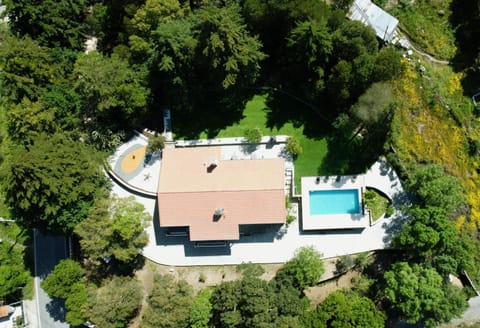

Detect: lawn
[363,189,390,222]
[200,94,329,191]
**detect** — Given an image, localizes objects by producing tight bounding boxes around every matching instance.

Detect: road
[33,229,70,328]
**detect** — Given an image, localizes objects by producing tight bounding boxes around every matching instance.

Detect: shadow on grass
[319,137,375,175]
[170,89,256,139]
[264,91,332,139]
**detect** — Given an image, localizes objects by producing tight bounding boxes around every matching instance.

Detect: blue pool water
[309,189,360,215]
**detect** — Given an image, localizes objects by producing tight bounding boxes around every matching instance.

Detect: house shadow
[152,200,231,256]
[299,228,365,236]
[152,200,286,256]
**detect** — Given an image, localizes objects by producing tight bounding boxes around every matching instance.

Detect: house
[157,147,286,241]
[348,0,399,43]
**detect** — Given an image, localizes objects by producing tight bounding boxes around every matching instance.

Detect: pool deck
[301,175,369,230]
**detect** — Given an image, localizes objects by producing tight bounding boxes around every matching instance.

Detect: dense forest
[1,0,480,327]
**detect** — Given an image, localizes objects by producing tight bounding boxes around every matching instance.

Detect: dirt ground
[136,259,284,294]
[129,257,358,327]
[305,271,361,307]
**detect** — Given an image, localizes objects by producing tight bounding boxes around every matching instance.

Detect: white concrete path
[109,151,406,265]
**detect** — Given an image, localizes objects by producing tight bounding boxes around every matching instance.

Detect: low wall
[175,135,289,147]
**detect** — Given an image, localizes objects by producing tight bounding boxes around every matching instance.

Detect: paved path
[33,230,70,328]
[109,147,406,265]
[444,296,480,326]
[397,27,450,65]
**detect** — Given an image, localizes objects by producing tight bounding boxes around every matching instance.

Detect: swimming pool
[309,189,360,215]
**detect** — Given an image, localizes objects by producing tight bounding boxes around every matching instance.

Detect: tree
[0,245,30,299]
[210,273,307,327]
[326,20,378,109]
[40,83,82,130]
[147,134,166,153]
[193,3,266,90]
[275,246,324,290]
[73,52,150,129]
[64,282,88,326]
[146,17,197,111]
[303,290,385,328]
[87,275,143,328]
[384,262,467,327]
[350,82,393,128]
[408,164,466,215]
[393,206,474,275]
[142,274,193,328]
[244,128,262,143]
[2,132,106,233]
[0,35,56,103]
[190,288,213,328]
[285,19,332,99]
[373,46,405,82]
[6,98,56,145]
[286,137,303,157]
[75,196,150,265]
[41,259,89,326]
[210,279,243,327]
[127,0,186,58]
[3,0,88,49]
[41,259,83,299]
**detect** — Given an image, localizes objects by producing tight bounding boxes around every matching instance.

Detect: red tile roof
[157,147,286,241]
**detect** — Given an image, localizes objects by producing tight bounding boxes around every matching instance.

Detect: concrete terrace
[109,135,406,266]
[108,132,294,197]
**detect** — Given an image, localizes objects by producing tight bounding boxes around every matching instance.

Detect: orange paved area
[120,146,147,173]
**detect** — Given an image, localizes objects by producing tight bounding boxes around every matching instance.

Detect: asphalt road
[33,229,70,328]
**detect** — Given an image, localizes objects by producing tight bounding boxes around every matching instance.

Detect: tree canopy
[0,35,57,103]
[302,290,386,328]
[87,275,143,328]
[3,0,88,49]
[73,52,150,129]
[41,259,89,326]
[41,259,84,299]
[384,262,467,327]
[275,246,324,290]
[190,288,213,328]
[142,274,194,328]
[408,164,466,215]
[0,241,30,300]
[75,196,150,265]
[211,274,307,328]
[1,132,106,233]
[6,98,56,145]
[393,206,474,275]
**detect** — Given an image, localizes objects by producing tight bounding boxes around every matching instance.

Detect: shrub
[386,205,394,217]
[335,255,354,274]
[147,134,166,153]
[286,136,303,157]
[286,215,296,225]
[199,272,206,283]
[244,128,262,143]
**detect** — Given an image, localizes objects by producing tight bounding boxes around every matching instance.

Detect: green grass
[200,94,329,191]
[364,189,390,222]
